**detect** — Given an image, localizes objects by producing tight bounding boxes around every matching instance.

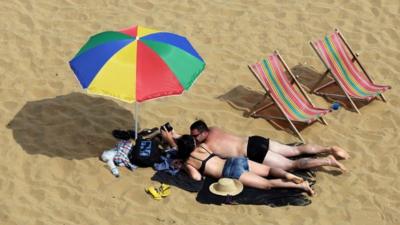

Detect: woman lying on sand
[175,135,314,196]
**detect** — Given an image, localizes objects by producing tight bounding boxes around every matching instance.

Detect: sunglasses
[191,132,201,138]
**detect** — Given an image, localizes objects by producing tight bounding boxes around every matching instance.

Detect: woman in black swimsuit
[176,135,315,196]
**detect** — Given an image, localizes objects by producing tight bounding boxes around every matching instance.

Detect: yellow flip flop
[158,183,171,197]
[145,186,162,200]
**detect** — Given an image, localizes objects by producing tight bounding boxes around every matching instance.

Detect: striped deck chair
[248,51,331,142]
[310,28,391,113]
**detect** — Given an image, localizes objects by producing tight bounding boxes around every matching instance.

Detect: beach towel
[151,170,204,193]
[151,169,315,207]
[197,169,314,207]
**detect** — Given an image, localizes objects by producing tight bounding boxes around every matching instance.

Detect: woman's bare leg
[247,160,271,177]
[247,160,303,183]
[239,172,314,196]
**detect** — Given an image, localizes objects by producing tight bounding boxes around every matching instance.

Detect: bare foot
[331,146,350,160]
[287,174,304,184]
[327,155,347,172]
[301,181,315,196]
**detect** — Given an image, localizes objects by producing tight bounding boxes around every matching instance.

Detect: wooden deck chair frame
[309,28,389,114]
[248,50,328,143]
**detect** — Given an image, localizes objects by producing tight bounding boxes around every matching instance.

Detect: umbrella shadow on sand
[7,92,134,160]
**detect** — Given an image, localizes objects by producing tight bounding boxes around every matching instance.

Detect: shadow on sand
[7,92,135,160]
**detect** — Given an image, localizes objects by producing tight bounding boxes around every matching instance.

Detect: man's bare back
[204,127,248,158]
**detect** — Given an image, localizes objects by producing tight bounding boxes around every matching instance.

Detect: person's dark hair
[176,135,196,160]
[190,120,209,132]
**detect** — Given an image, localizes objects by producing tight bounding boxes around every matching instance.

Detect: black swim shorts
[247,136,269,163]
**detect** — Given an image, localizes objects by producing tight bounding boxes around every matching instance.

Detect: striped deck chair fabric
[312,32,391,100]
[249,54,330,124]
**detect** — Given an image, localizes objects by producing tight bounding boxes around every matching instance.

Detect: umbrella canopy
[69,25,205,103]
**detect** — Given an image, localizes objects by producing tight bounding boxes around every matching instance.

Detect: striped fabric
[313,32,390,99]
[250,54,330,123]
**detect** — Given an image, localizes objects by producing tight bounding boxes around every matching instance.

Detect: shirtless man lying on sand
[162,120,349,172]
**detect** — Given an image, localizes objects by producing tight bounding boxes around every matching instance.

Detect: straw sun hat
[209,178,243,196]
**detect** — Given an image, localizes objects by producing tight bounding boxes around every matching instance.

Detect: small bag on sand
[129,136,162,167]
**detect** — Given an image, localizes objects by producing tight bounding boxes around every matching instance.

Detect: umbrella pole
[135,102,139,140]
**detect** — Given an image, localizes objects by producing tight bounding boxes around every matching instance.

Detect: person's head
[190,120,209,143]
[176,134,196,160]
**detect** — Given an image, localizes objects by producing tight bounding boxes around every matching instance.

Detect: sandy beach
[1,0,399,224]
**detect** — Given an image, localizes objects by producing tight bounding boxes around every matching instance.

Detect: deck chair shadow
[248,51,331,143]
[309,28,391,113]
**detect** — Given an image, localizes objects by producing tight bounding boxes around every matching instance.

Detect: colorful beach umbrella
[69,25,205,137]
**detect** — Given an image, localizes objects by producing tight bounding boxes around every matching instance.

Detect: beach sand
[1,0,399,224]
